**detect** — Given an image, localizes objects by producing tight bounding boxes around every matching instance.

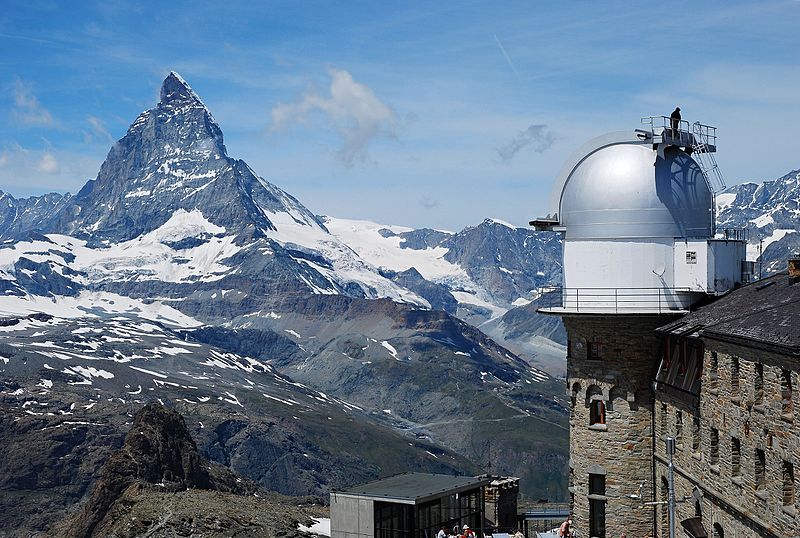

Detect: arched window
[590,400,606,426]
[712,523,724,538]
[586,385,606,428]
[570,382,581,421]
[609,386,627,412]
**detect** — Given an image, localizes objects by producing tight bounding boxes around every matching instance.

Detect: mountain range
[0,73,568,535]
[716,168,800,274]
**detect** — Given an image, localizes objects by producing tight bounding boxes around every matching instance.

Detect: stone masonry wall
[653,338,799,537]
[564,314,678,538]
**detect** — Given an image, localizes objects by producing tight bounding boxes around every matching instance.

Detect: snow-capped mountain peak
[161,71,206,107]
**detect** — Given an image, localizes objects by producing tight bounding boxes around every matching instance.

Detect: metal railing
[640,116,718,149]
[691,121,717,149]
[537,286,695,314]
[721,227,749,241]
[641,115,691,145]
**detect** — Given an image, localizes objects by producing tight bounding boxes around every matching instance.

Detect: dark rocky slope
[57,402,324,538]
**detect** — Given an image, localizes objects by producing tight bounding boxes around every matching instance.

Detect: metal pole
[666,437,676,538]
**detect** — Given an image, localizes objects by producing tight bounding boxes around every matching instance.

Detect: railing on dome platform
[639,116,718,151]
[721,227,749,241]
[537,286,695,314]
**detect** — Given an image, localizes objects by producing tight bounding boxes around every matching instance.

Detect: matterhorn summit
[47,72,326,244]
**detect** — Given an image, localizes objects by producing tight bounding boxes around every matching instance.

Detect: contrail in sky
[494,34,521,79]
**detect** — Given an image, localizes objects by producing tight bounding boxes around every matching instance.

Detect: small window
[755,449,766,491]
[686,251,697,264]
[676,411,683,443]
[589,473,606,495]
[708,351,719,392]
[731,357,740,393]
[782,369,793,415]
[709,428,719,465]
[590,400,606,426]
[660,403,668,435]
[589,341,602,360]
[692,416,701,452]
[731,437,741,477]
[754,363,764,404]
[784,461,794,506]
[713,523,725,538]
[589,473,606,538]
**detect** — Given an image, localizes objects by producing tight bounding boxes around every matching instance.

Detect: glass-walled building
[331,473,491,538]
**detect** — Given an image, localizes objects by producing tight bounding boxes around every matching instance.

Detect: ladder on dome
[690,122,726,194]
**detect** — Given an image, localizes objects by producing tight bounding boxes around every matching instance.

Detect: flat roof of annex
[332,473,492,505]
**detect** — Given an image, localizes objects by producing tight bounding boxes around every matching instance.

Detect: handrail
[538,286,695,314]
[640,116,717,148]
[721,228,748,241]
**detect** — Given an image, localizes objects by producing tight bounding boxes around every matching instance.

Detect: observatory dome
[559,142,713,240]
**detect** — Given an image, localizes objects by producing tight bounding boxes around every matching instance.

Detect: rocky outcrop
[62,403,210,537]
[58,402,319,538]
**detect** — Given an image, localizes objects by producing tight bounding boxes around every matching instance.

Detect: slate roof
[658,273,800,355]
[336,472,491,503]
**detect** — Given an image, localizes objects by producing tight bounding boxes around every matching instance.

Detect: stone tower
[532,119,747,537]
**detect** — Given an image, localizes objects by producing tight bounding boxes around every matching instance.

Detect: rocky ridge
[56,402,323,538]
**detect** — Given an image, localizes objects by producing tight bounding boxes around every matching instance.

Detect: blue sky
[1,1,798,230]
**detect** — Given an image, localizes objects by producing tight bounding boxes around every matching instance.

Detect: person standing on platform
[670,106,681,139]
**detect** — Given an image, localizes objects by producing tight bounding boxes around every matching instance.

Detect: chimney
[789,258,800,284]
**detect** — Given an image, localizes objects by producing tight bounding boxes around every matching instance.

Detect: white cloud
[0,144,97,195]
[11,78,55,127]
[496,124,555,162]
[270,68,398,167]
[85,115,114,144]
[36,152,60,174]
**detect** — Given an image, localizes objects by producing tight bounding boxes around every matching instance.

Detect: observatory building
[533,116,751,538]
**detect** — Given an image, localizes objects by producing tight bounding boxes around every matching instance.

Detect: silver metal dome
[555,133,713,240]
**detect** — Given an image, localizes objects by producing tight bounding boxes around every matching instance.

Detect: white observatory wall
[563,239,676,290]
[673,240,710,291]
[708,240,746,293]
[673,240,746,293]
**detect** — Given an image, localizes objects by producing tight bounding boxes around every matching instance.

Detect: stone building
[483,476,520,531]
[654,263,800,538]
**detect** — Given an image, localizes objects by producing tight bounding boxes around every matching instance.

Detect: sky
[1,1,798,231]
